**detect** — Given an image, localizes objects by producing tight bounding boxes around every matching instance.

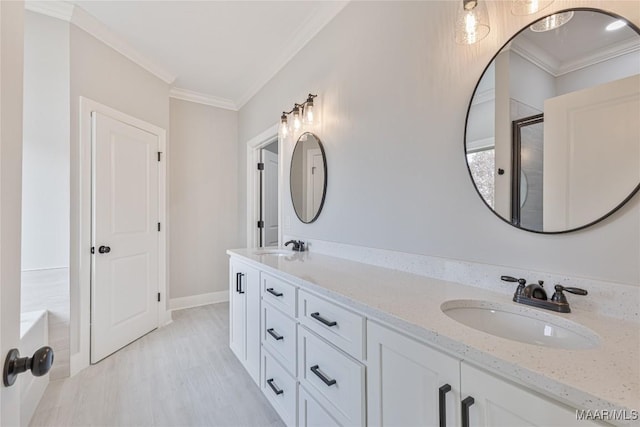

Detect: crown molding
[511,36,640,78]
[25,1,74,21]
[169,88,237,111]
[235,1,349,109]
[556,37,640,76]
[25,1,176,85]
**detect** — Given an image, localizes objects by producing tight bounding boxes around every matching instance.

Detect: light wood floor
[30,303,285,427]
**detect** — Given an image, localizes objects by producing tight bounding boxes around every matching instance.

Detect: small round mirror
[290,132,327,223]
[465,8,640,233]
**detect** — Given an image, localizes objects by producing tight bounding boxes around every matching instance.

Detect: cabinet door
[460,362,603,427]
[367,321,461,427]
[229,259,246,362]
[229,258,261,385]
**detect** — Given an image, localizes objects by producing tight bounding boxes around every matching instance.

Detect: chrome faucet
[501,276,587,313]
[284,240,306,252]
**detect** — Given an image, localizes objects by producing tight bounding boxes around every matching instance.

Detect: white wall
[169,98,239,300]
[22,11,70,271]
[238,0,640,287]
[69,25,170,354]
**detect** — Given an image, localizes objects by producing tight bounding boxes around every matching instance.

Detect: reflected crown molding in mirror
[464,8,640,234]
[290,132,327,224]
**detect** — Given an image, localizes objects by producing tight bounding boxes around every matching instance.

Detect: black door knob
[3,346,54,387]
[98,246,111,254]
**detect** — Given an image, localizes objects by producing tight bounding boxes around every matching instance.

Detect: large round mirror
[290,132,327,223]
[465,8,640,233]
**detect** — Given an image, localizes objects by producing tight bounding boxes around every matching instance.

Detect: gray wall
[22,11,70,271]
[169,98,240,299]
[238,0,640,287]
[69,25,170,354]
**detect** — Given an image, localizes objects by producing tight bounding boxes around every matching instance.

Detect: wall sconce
[511,0,554,15]
[279,93,317,138]
[455,0,490,45]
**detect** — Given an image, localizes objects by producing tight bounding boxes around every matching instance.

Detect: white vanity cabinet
[368,321,606,427]
[228,253,613,427]
[367,321,461,427]
[229,258,261,385]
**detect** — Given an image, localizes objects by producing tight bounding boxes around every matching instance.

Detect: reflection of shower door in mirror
[544,75,640,231]
[512,114,544,231]
[306,148,324,219]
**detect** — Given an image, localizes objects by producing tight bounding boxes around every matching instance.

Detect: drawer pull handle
[267,378,284,395]
[462,396,474,427]
[266,288,283,297]
[310,312,337,327]
[439,384,451,427]
[267,328,284,341]
[310,365,337,386]
[235,272,241,293]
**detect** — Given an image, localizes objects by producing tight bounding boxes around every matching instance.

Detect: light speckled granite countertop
[228,248,640,424]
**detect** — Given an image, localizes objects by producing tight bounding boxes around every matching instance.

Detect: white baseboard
[169,290,229,311]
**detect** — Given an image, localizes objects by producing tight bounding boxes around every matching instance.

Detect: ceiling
[68,1,348,109]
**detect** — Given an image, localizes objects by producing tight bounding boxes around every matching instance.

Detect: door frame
[246,124,282,248]
[72,97,168,376]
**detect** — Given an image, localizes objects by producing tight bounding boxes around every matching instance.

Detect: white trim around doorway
[246,124,282,249]
[71,97,169,376]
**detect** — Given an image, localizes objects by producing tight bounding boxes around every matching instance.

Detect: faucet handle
[554,284,587,296]
[501,276,526,286]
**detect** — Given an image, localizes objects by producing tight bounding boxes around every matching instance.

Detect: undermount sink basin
[253,248,292,256]
[441,300,600,350]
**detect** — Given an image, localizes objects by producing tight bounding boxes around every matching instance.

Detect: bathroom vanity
[228,248,638,427]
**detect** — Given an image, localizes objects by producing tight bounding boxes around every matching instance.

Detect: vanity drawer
[298,385,341,427]
[298,290,364,360]
[262,300,297,376]
[262,272,297,317]
[298,326,365,426]
[262,349,297,427]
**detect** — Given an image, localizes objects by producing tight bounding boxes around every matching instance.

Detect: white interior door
[306,148,324,218]
[1,1,25,424]
[543,74,640,231]
[261,149,279,247]
[91,112,159,363]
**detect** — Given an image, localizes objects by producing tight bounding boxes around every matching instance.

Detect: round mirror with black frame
[464,8,640,234]
[290,132,327,223]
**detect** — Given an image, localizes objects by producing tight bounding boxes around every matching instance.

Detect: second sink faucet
[285,240,306,252]
[501,275,587,313]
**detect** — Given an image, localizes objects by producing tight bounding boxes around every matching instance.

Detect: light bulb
[304,103,314,125]
[279,113,289,138]
[455,0,490,45]
[292,106,302,130]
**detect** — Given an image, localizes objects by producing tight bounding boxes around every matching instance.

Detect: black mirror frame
[463,7,640,234]
[290,132,328,224]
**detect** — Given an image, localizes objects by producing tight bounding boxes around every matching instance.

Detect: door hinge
[157,292,161,302]
[157,222,161,232]
[91,247,95,254]
[257,220,264,229]
[257,162,264,170]
[157,152,162,162]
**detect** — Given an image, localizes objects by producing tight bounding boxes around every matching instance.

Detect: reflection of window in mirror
[467,148,495,208]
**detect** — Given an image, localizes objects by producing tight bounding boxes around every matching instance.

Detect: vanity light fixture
[455,0,490,45]
[606,19,627,31]
[279,94,318,138]
[530,11,574,32]
[511,0,554,16]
